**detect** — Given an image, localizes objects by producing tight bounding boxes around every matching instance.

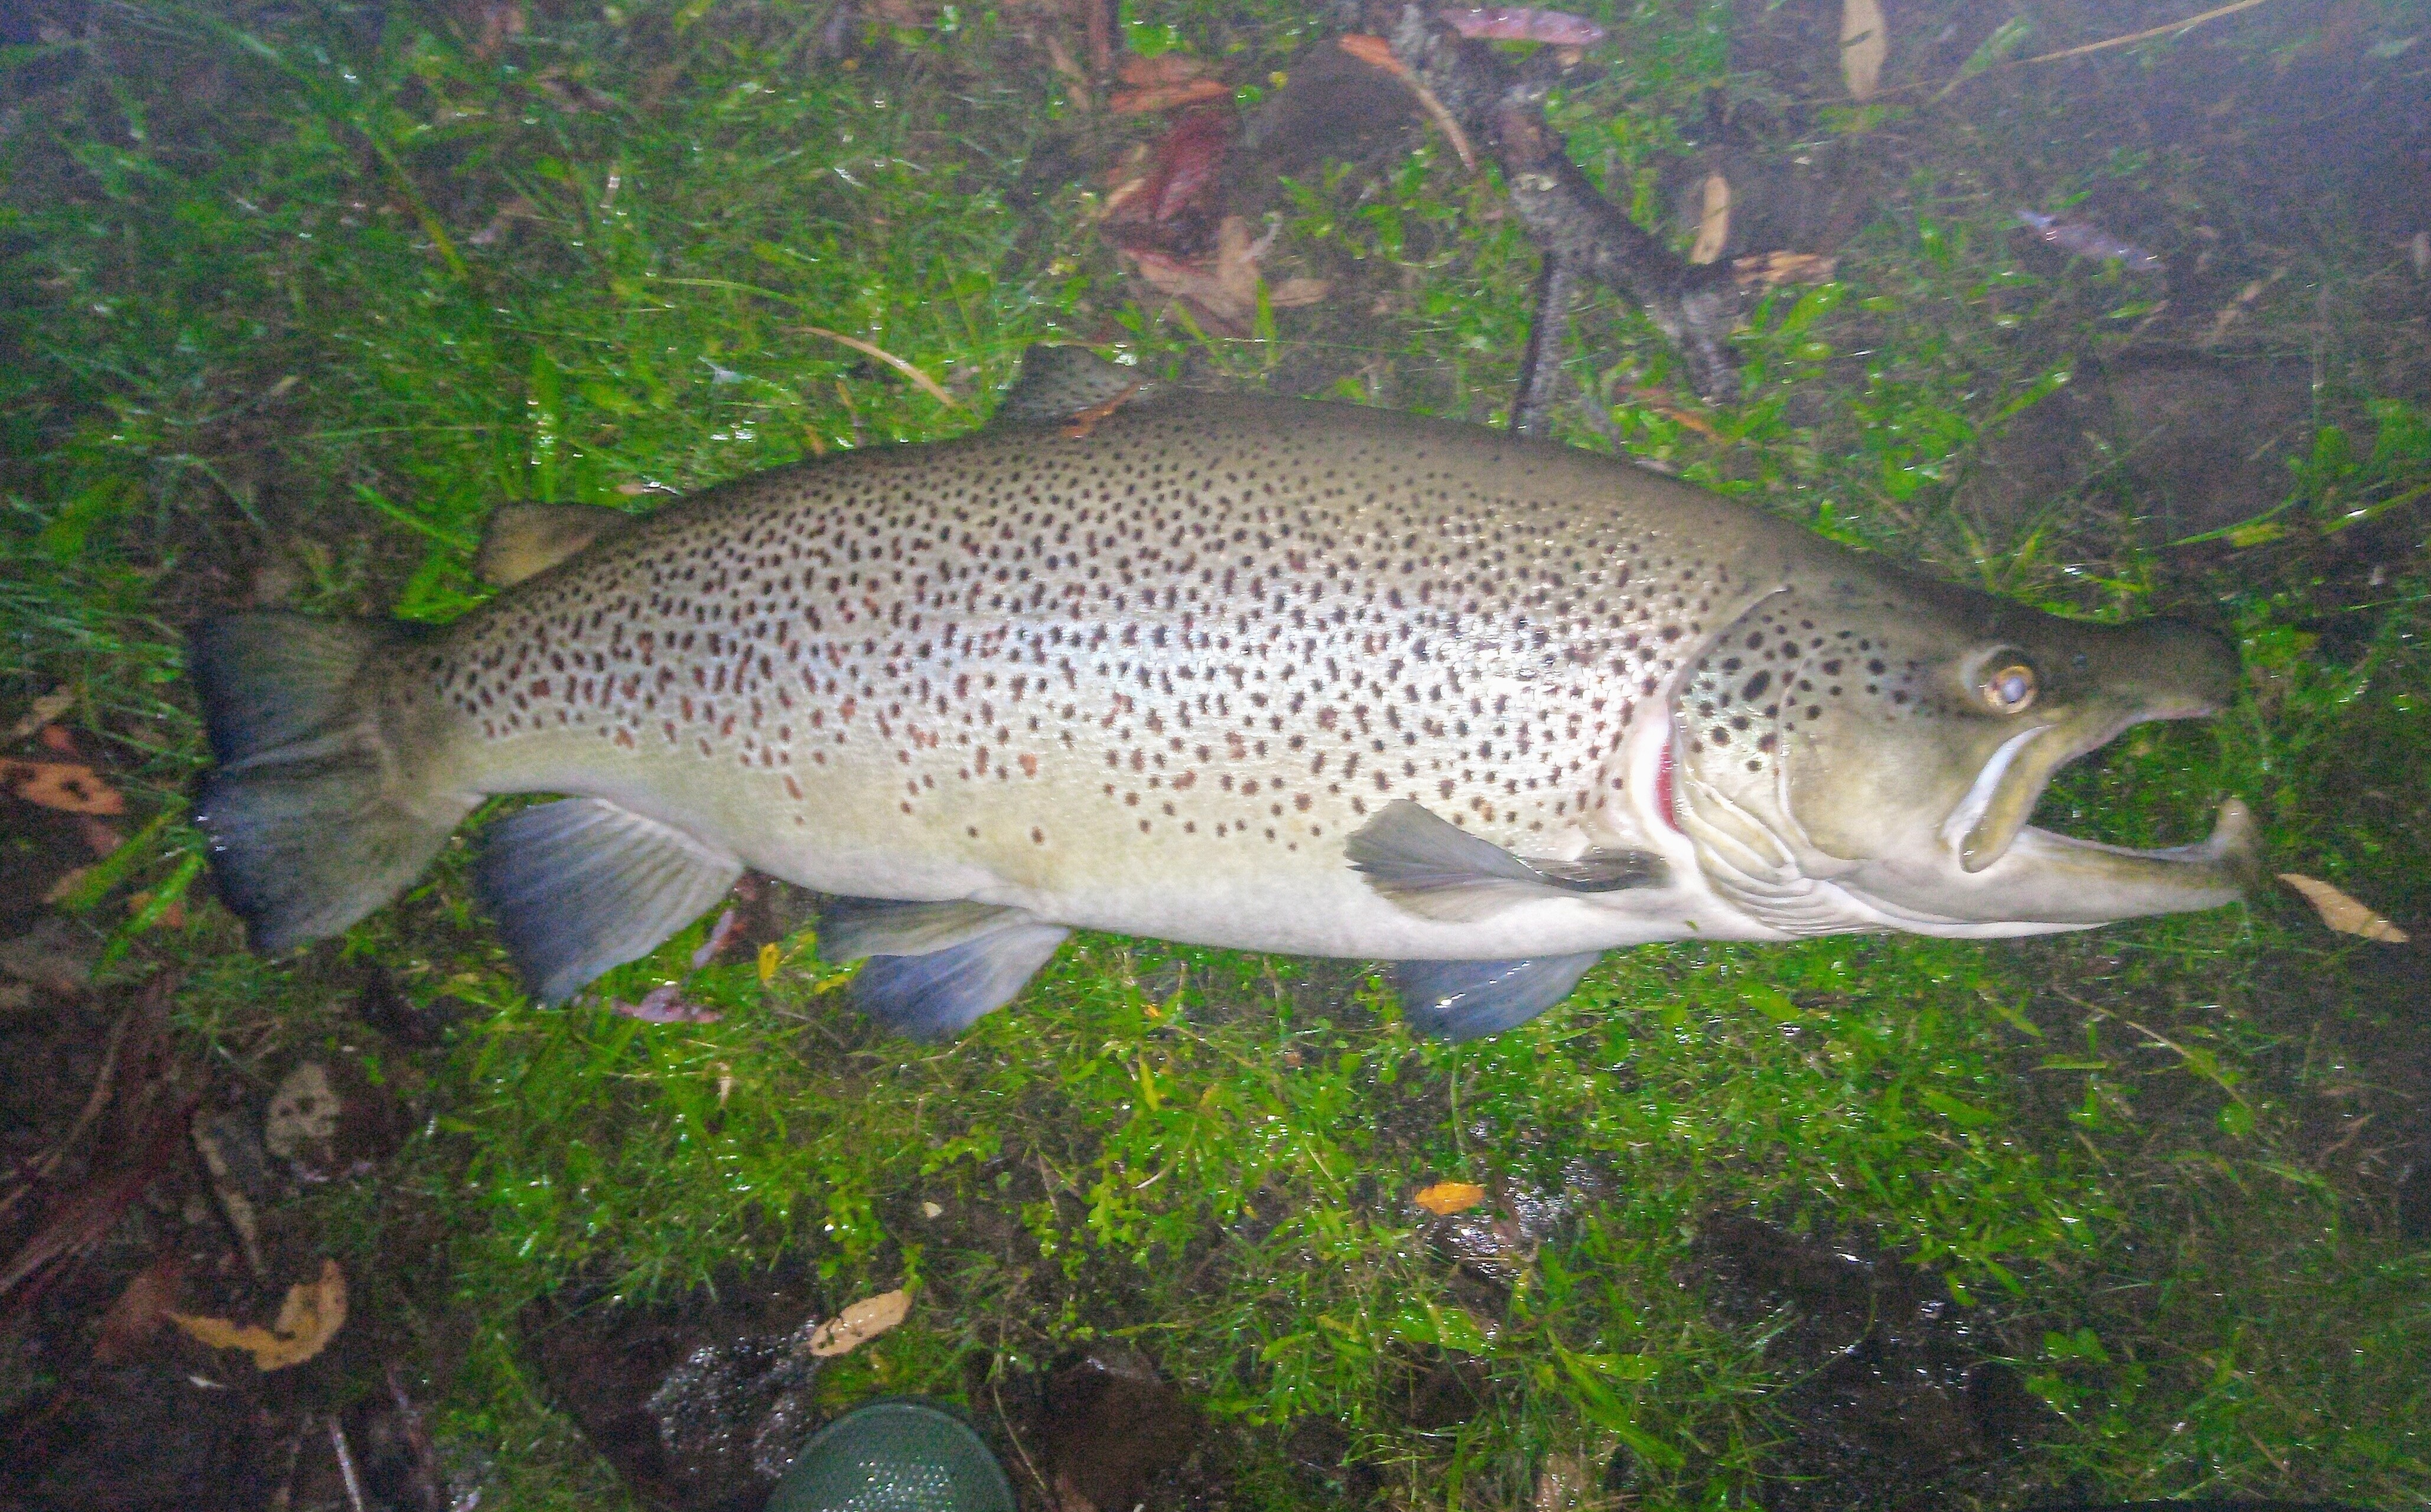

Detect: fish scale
[191,347,2255,1041]
[415,392,1761,942]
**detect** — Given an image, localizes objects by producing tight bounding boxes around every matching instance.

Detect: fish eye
[1978,659,2038,714]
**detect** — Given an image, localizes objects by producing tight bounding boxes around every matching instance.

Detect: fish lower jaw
[2017,794,2258,874]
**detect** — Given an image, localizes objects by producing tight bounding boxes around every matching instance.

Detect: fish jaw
[1834,798,2258,937]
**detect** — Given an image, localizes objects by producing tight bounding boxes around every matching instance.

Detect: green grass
[5,0,2430,1507]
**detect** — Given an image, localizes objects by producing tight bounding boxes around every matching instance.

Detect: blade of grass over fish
[657,277,959,407]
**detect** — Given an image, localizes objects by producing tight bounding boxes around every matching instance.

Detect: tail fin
[188,613,473,954]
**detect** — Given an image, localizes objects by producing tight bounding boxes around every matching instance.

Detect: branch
[1385,6,1745,402]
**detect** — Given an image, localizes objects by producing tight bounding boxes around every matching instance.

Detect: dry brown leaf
[805,1288,910,1357]
[265,1063,341,1162]
[1618,386,1721,438]
[4,760,126,816]
[95,1254,187,1363]
[1128,216,1329,333]
[1109,77,1232,114]
[166,1259,347,1371]
[2279,874,2410,943]
[1117,52,1209,86]
[1690,172,1732,265]
[1336,34,1475,171]
[1414,1181,1487,1215]
[5,690,74,744]
[1731,250,1841,287]
[1840,0,1887,100]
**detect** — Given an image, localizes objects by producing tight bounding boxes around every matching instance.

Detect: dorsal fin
[991,345,1157,431]
[474,503,639,588]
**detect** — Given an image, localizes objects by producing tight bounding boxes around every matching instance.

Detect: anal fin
[474,798,743,1003]
[1394,953,1605,1042]
[1347,800,1667,923]
[819,897,1068,1041]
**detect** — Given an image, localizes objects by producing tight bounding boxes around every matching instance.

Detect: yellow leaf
[805,1289,910,1357]
[1414,1181,1487,1216]
[1840,0,1887,100]
[165,1259,347,1371]
[2279,874,2409,942]
[758,941,780,985]
[1690,172,1731,265]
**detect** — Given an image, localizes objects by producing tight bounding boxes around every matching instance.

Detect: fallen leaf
[690,907,744,969]
[1690,172,1731,265]
[1337,34,1475,171]
[95,1254,187,1363]
[4,760,125,816]
[1617,386,1721,438]
[1840,0,1887,100]
[1731,250,1841,286]
[1109,77,1232,114]
[265,1062,341,1162]
[805,1288,910,1356]
[192,1112,268,1278]
[1439,6,1607,45]
[1414,1181,1488,1215]
[165,1258,347,1371]
[611,984,723,1024]
[2280,874,2409,942]
[757,941,780,984]
[1127,216,1327,333]
[5,690,74,744]
[38,725,76,754]
[1117,52,1209,86]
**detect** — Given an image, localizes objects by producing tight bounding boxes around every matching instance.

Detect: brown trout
[191,347,2254,1040]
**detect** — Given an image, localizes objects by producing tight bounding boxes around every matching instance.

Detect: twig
[786,327,962,408]
[1512,253,1581,437]
[0,1004,138,1221]
[0,1097,198,1315]
[1387,6,1743,402]
[988,1370,1055,1508]
[387,1364,451,1512]
[1930,0,2279,100]
[1336,35,1477,172]
[330,1414,369,1512]
[2019,0,2274,64]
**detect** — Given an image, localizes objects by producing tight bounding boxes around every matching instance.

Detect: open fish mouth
[1938,700,2230,876]
[1896,700,2260,930]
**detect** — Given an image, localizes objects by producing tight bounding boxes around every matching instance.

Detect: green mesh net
[768,1400,1018,1512]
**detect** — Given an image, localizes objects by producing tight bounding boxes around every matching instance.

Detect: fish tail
[188,612,476,954]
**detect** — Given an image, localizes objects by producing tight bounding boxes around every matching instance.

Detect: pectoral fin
[474,503,638,588]
[1346,800,1667,922]
[1393,953,1605,1041]
[819,897,1069,1041]
[474,798,743,1003]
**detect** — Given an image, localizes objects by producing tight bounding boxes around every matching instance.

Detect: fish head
[1668,571,2255,935]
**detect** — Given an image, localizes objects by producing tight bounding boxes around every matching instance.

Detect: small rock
[1040,1351,1200,1512]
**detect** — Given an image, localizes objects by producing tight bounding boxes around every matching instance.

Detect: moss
[4,0,2428,1506]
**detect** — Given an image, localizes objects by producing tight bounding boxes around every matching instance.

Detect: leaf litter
[165,1258,349,1371]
